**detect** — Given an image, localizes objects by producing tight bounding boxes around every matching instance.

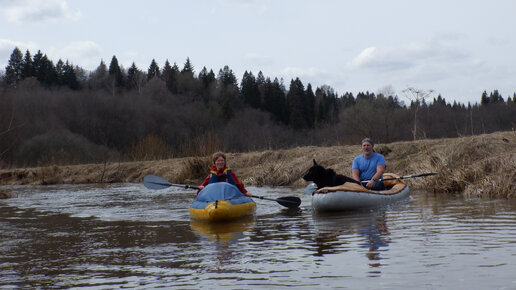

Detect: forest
[1,47,515,168]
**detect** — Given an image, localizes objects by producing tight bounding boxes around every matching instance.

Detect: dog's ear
[313,159,318,166]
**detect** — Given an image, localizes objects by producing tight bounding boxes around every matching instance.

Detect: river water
[1,183,515,289]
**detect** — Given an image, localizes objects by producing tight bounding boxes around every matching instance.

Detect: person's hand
[198,185,204,190]
[244,192,252,197]
[366,180,375,189]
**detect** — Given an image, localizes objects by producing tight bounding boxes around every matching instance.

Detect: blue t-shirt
[352,152,386,181]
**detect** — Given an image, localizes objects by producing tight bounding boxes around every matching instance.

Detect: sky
[1,0,515,104]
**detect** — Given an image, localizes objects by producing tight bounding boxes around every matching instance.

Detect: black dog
[303,159,360,188]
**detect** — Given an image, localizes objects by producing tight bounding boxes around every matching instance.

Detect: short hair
[361,138,374,147]
[212,151,227,165]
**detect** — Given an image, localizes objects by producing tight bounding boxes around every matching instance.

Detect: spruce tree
[147,59,161,80]
[108,55,124,87]
[4,47,24,87]
[286,78,308,129]
[305,84,315,127]
[240,71,261,108]
[22,50,34,79]
[63,61,80,90]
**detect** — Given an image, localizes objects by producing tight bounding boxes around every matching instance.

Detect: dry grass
[1,131,515,198]
[128,135,172,161]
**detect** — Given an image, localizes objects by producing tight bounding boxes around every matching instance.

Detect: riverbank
[1,131,515,198]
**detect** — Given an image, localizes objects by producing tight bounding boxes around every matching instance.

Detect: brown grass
[1,131,515,198]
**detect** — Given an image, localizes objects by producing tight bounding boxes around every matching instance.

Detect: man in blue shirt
[352,138,386,190]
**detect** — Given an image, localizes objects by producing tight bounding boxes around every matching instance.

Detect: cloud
[349,37,470,74]
[51,41,102,69]
[0,38,39,68]
[243,52,274,68]
[0,0,81,23]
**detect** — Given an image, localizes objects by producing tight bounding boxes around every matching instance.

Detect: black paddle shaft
[361,172,437,183]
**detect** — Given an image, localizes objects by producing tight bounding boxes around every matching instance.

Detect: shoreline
[1,131,515,198]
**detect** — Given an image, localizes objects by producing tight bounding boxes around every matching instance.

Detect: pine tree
[32,50,44,79]
[147,59,161,80]
[182,57,195,78]
[489,90,503,103]
[108,55,124,88]
[22,50,34,79]
[37,54,58,86]
[4,47,24,87]
[162,60,179,93]
[56,59,65,85]
[240,71,261,108]
[286,78,309,129]
[62,61,80,90]
[126,62,145,94]
[305,84,315,127]
[263,78,288,124]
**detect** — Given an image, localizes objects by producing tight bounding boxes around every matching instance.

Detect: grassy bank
[1,131,515,198]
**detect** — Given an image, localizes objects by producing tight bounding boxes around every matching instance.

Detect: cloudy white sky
[1,0,515,104]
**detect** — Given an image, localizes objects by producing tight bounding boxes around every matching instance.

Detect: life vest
[208,167,236,185]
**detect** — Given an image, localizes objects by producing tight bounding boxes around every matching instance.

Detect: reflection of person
[198,151,252,197]
[359,216,390,267]
[352,138,386,190]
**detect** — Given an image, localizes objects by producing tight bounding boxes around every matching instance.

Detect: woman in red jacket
[198,151,252,197]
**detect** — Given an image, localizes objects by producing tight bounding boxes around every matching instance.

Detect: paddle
[360,172,437,184]
[143,174,301,208]
[144,174,199,190]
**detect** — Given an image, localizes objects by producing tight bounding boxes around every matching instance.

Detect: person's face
[215,156,225,170]
[362,142,373,155]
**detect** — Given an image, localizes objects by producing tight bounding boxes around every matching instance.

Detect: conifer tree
[108,55,124,88]
[480,90,489,106]
[162,60,179,93]
[217,65,239,104]
[305,84,315,127]
[56,59,65,85]
[22,50,34,79]
[36,54,57,86]
[126,62,145,94]
[4,47,24,87]
[240,71,261,108]
[286,78,309,129]
[62,60,80,90]
[147,59,161,80]
[263,77,288,124]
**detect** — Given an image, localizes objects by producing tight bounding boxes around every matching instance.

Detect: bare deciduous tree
[403,87,434,140]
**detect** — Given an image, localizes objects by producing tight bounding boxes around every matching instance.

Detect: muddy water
[1,184,515,289]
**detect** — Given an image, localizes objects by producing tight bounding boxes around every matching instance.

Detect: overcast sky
[1,0,515,104]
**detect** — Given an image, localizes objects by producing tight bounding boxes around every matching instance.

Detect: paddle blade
[276,196,301,208]
[304,183,317,195]
[143,174,173,190]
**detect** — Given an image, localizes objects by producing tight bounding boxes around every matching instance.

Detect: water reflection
[312,209,391,273]
[2,185,516,289]
[190,217,255,269]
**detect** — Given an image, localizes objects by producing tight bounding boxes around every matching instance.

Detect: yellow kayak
[189,182,256,222]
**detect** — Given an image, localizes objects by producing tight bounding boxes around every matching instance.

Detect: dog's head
[303,159,326,182]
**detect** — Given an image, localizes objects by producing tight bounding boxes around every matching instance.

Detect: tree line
[1,47,515,167]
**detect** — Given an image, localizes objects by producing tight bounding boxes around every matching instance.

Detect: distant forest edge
[1,47,515,168]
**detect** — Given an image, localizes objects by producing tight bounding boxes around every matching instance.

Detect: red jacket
[198,165,248,194]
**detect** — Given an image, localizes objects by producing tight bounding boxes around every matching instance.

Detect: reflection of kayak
[312,173,410,212]
[190,217,254,242]
[189,182,256,221]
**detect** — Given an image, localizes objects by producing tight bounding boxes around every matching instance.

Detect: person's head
[361,138,374,155]
[212,151,227,170]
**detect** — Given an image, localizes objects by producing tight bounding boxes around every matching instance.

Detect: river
[1,183,515,289]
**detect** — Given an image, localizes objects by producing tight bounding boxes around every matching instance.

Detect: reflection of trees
[0,206,199,287]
